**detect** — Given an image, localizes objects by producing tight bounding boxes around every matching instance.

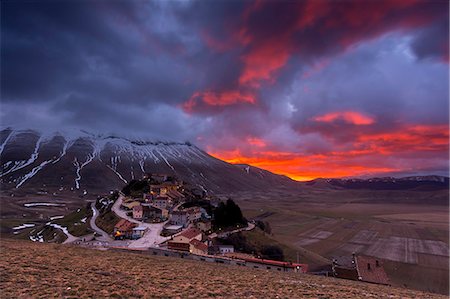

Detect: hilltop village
[88,173,309,273]
[81,173,391,284]
[117,173,214,238]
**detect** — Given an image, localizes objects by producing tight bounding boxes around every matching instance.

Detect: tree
[213,199,247,229]
[122,180,149,197]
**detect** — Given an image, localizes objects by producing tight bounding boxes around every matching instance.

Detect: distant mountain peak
[0,128,299,195]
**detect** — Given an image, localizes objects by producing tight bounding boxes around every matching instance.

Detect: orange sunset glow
[208,123,449,181]
[209,150,400,181]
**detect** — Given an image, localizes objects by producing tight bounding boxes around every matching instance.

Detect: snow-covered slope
[0,128,299,194]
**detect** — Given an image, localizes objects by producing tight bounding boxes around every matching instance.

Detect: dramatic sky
[1,0,449,180]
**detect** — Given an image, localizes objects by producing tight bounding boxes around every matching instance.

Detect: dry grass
[0,239,446,299]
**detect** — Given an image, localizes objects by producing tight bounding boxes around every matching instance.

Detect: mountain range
[0,128,448,197]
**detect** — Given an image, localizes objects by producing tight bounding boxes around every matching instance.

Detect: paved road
[89,203,113,242]
[209,222,256,239]
[112,194,169,248]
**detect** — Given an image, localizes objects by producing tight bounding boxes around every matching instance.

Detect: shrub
[122,180,149,197]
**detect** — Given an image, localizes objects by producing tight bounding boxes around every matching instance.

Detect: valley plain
[230,187,449,295]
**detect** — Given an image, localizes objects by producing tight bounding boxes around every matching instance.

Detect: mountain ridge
[0,128,299,195]
[306,176,449,190]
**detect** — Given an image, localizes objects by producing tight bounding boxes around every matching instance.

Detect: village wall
[121,247,306,273]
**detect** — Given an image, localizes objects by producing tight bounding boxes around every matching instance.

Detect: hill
[0,239,445,298]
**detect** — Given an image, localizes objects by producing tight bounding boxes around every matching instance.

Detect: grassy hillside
[95,194,120,234]
[0,239,445,298]
[95,210,120,235]
[53,206,93,237]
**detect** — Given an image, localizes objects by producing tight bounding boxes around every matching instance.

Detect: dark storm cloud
[1,0,448,179]
[1,0,207,101]
[411,18,450,62]
[1,0,125,101]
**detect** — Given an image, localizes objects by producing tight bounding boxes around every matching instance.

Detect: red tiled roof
[190,239,208,252]
[356,256,390,285]
[180,228,202,240]
[114,219,137,231]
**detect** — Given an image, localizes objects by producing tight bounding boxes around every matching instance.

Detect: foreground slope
[0,240,445,298]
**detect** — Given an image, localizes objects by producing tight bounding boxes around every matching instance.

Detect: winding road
[90,203,113,242]
[209,222,256,239]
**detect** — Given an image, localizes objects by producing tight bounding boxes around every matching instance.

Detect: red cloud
[207,123,448,181]
[314,111,375,125]
[185,0,448,114]
[247,137,266,147]
[356,124,449,154]
[235,0,447,89]
[238,39,291,87]
[183,90,256,113]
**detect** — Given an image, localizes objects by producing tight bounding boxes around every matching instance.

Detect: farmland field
[231,187,449,295]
